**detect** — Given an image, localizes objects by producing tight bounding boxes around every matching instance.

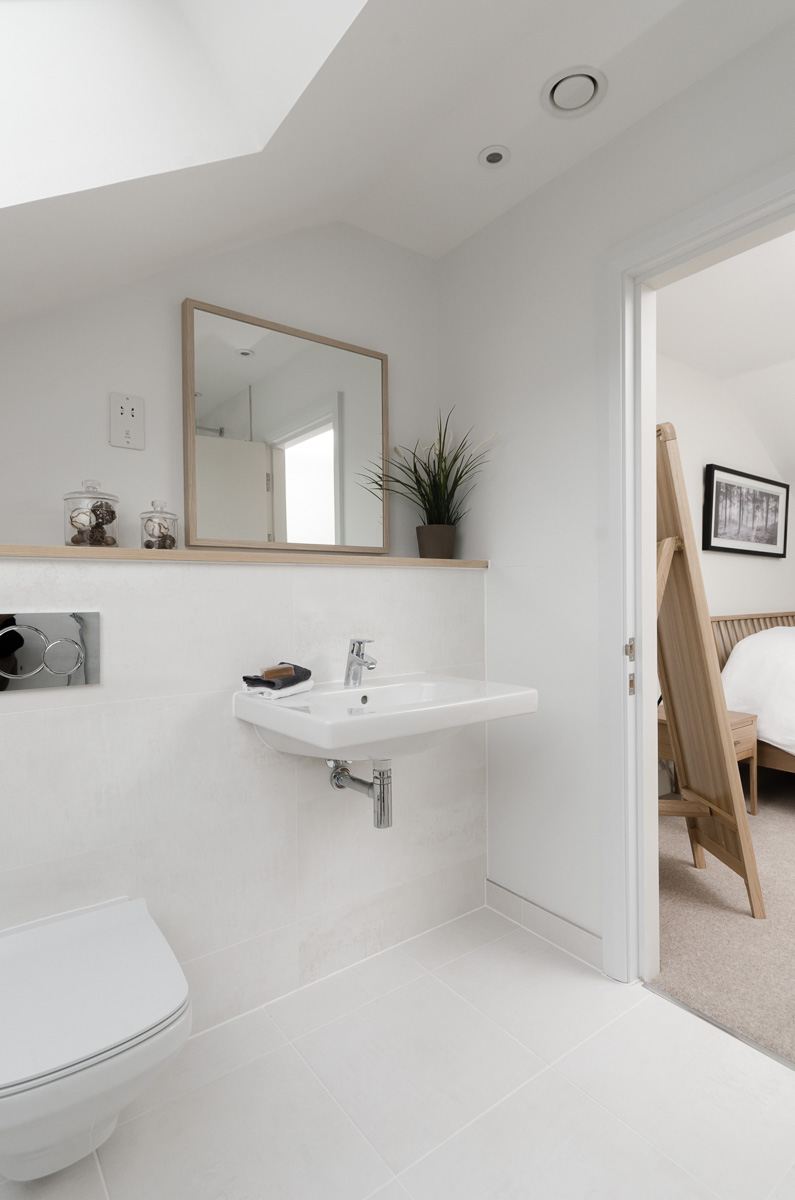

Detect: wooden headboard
[711,612,795,670]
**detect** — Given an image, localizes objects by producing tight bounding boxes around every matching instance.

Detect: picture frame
[703,464,789,558]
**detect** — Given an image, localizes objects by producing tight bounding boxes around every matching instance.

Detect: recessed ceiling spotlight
[237,348,256,357]
[478,145,511,168]
[541,67,607,118]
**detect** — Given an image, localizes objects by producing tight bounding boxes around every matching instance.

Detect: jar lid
[140,500,177,520]
[63,479,119,503]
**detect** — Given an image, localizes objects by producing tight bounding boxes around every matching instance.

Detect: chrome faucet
[344,638,377,687]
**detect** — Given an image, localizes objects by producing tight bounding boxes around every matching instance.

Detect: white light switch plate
[109,392,145,449]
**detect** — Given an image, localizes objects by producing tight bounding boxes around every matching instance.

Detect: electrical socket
[109,392,145,450]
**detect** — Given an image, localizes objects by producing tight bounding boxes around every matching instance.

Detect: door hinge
[628,673,636,696]
[266,472,272,492]
[624,637,635,662]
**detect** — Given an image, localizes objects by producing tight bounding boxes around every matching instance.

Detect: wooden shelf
[0,545,488,569]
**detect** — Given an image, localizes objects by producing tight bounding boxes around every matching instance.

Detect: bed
[711,612,795,774]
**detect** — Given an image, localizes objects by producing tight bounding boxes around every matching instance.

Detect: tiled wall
[0,558,486,1031]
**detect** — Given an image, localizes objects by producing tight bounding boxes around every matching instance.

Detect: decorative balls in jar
[63,480,119,547]
[140,500,178,550]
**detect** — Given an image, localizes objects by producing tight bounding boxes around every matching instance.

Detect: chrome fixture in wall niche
[0,613,99,691]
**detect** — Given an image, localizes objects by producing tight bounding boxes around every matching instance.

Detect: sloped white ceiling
[658,227,795,489]
[657,229,795,378]
[2,0,795,322]
[0,0,367,209]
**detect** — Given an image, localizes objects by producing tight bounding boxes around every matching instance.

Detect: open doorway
[638,225,795,1062]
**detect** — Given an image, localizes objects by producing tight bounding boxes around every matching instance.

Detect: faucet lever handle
[349,637,374,656]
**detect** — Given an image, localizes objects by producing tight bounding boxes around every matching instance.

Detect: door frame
[601,164,795,985]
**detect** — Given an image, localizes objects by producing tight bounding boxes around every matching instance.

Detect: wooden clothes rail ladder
[656,423,765,919]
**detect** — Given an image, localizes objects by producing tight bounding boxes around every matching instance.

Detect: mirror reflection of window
[284,426,336,544]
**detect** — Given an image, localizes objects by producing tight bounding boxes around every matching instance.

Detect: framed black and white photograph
[703,464,789,558]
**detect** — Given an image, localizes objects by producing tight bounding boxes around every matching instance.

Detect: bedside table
[658,706,758,815]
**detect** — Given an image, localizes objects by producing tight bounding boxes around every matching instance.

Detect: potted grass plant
[362,409,492,558]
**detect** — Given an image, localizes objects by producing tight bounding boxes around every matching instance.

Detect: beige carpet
[654,767,795,1065]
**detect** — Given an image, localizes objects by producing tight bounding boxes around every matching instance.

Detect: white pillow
[721,626,795,755]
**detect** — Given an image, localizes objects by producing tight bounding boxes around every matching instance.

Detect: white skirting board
[486,880,603,971]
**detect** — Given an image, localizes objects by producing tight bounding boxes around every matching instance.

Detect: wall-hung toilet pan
[0,898,191,1182]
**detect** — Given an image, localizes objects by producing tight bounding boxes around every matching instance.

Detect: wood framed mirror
[182,299,389,554]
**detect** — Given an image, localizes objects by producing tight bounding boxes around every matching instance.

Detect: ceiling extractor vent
[541,67,607,118]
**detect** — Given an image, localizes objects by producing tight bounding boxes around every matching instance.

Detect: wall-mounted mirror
[182,299,388,553]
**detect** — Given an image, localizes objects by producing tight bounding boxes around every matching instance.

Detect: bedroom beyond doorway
[651,226,795,1065]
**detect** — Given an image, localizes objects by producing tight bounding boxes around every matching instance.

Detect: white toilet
[0,897,191,1181]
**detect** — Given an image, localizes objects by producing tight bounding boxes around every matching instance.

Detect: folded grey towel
[242,662,312,690]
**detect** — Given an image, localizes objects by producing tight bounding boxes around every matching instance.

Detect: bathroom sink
[233,673,538,759]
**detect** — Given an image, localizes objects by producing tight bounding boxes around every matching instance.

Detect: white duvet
[722,626,795,755]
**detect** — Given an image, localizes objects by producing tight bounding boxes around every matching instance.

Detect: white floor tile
[400,1070,717,1199]
[295,974,544,1173]
[98,1044,390,1200]
[768,1162,795,1199]
[435,928,646,1062]
[558,993,795,1200]
[268,947,425,1040]
[0,1154,106,1199]
[120,1007,286,1122]
[402,907,515,970]
[367,1183,411,1200]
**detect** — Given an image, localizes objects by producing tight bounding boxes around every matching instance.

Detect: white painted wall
[0,218,489,1030]
[0,558,486,1032]
[726,358,795,495]
[0,223,435,555]
[438,21,795,939]
[657,355,795,615]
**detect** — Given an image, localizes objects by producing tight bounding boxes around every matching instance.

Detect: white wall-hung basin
[233,673,538,759]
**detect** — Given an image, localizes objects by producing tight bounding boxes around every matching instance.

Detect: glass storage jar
[63,480,119,547]
[140,500,178,550]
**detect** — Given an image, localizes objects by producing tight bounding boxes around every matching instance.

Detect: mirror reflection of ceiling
[193,313,305,417]
[4,1,795,322]
[0,0,368,209]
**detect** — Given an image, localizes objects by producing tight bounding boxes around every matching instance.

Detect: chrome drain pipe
[328,758,393,828]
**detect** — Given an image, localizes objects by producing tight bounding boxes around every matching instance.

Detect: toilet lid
[0,898,189,1091]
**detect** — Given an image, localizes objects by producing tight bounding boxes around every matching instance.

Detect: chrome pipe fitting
[329,758,393,828]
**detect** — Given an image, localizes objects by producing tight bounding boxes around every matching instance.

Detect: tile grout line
[430,966,558,1065]
[544,991,653,1068]
[288,1038,399,1189]
[181,892,492,973]
[430,943,650,1070]
[763,1154,795,1200]
[391,1073,552,1185]
[117,1043,288,1129]
[549,1066,725,1200]
[188,914,517,1049]
[275,924,528,1046]
[93,1150,112,1200]
[127,925,528,1129]
[274,968,431,1042]
[542,984,658,1070]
